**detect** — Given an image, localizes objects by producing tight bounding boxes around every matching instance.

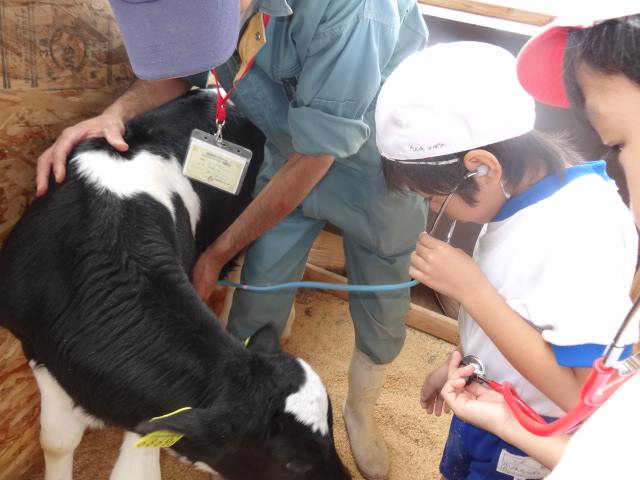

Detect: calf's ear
[135,406,247,450]
[135,407,205,439]
[245,323,280,353]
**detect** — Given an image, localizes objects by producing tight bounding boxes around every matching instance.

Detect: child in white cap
[438,6,640,479]
[375,41,638,479]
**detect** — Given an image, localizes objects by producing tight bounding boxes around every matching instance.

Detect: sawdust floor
[27,290,455,480]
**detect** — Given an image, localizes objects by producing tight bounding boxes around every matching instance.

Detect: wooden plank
[308,229,346,273]
[405,302,459,345]
[303,263,459,345]
[419,0,555,26]
[304,263,350,301]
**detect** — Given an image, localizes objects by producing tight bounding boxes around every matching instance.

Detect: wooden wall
[0,1,133,478]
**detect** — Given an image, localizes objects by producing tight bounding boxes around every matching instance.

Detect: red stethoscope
[462,295,640,436]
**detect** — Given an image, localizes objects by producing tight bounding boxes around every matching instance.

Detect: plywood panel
[0,1,134,477]
[0,0,134,243]
[0,329,41,480]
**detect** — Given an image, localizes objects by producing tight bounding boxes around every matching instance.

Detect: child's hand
[420,360,451,415]
[440,351,515,436]
[410,232,488,303]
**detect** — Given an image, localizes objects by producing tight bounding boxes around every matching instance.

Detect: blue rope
[217,278,419,292]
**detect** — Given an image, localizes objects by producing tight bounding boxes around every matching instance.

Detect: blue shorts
[440,416,551,480]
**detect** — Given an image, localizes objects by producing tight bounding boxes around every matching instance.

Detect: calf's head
[136,326,352,480]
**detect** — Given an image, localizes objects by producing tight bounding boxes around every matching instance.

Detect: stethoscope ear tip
[465,165,488,179]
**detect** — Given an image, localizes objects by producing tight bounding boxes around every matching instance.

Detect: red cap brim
[517,25,571,108]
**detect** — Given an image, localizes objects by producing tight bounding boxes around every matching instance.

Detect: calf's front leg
[110,431,161,480]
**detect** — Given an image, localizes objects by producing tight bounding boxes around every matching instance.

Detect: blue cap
[108,0,240,81]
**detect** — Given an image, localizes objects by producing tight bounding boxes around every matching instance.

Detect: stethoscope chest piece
[461,354,487,383]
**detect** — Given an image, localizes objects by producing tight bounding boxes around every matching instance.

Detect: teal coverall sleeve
[288,12,401,159]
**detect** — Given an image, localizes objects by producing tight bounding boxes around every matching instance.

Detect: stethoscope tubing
[218,171,477,293]
[217,278,419,292]
[495,296,640,436]
[501,357,632,436]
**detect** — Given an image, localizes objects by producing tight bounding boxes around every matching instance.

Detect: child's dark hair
[564,15,640,110]
[382,130,581,205]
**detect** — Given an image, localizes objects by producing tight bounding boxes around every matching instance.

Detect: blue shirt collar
[492,161,611,222]
[259,0,293,17]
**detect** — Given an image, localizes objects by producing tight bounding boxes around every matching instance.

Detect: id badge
[183,129,252,195]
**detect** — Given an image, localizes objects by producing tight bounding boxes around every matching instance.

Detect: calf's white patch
[285,359,329,436]
[72,151,201,234]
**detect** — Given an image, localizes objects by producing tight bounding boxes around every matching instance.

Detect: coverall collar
[258,0,293,17]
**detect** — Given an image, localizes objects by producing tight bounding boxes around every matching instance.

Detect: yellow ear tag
[243,336,251,348]
[134,430,185,449]
[134,407,192,449]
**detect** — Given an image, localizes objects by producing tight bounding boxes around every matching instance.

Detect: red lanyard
[211,13,271,129]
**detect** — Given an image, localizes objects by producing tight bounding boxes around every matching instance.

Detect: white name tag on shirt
[496,449,551,479]
[183,129,252,195]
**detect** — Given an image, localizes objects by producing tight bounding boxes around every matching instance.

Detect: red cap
[517,5,640,108]
[517,25,571,108]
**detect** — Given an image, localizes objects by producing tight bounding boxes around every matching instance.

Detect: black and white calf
[0,91,351,480]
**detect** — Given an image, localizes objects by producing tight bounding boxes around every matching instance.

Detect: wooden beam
[419,0,555,26]
[303,263,459,345]
[405,302,459,346]
[304,262,350,301]
[308,230,346,272]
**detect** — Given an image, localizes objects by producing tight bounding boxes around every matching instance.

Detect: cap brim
[518,6,640,108]
[517,25,571,108]
[109,0,240,81]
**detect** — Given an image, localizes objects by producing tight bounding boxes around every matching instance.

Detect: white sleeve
[547,374,640,479]
[507,184,638,367]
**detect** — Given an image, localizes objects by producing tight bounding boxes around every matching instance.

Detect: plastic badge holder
[183,129,252,195]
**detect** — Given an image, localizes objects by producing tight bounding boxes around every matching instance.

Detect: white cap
[376,41,536,161]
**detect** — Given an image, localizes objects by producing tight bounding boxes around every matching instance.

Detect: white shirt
[547,373,640,478]
[460,162,638,417]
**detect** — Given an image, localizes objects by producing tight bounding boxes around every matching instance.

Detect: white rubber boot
[343,348,390,480]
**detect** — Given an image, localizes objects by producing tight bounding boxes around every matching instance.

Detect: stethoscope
[218,166,485,293]
[427,167,486,243]
[462,296,640,436]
